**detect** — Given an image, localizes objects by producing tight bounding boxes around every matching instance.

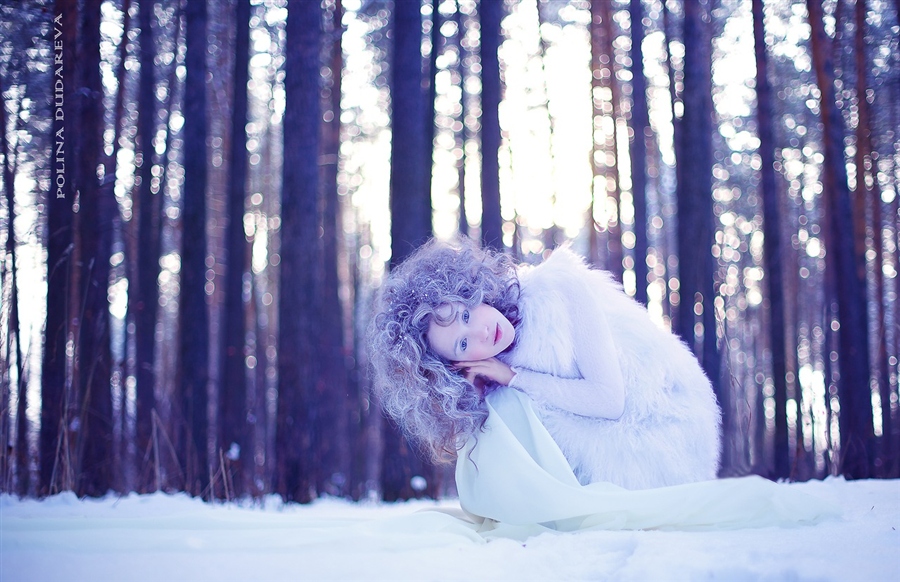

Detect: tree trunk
[854,0,892,476]
[106,0,132,494]
[456,1,469,237]
[317,0,351,497]
[275,0,321,503]
[479,0,502,250]
[588,0,602,266]
[425,2,439,212]
[384,0,432,501]
[598,0,624,279]
[629,0,649,305]
[390,0,432,261]
[1,77,28,495]
[41,0,77,496]
[134,0,161,493]
[181,0,211,496]
[75,0,114,497]
[219,0,251,500]
[659,0,678,325]
[154,10,182,491]
[675,0,723,451]
[807,0,874,479]
[751,0,789,479]
[662,0,679,167]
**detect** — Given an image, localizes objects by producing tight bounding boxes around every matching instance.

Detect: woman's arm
[459,282,626,420]
[508,287,626,419]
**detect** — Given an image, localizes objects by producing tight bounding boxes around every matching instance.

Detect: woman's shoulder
[519,245,621,294]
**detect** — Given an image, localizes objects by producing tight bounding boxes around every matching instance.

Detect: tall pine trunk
[479,0,502,250]
[675,0,723,462]
[41,0,77,496]
[629,0,649,305]
[588,0,602,266]
[75,0,114,497]
[456,2,469,237]
[383,0,432,501]
[154,11,183,491]
[854,0,892,475]
[106,0,132,494]
[180,0,211,496]
[275,0,321,503]
[807,0,874,479]
[598,0,624,279]
[318,0,352,497]
[661,0,681,329]
[220,0,251,499]
[751,0,789,479]
[1,76,28,495]
[134,0,160,492]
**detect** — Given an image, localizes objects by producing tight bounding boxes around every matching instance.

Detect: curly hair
[368,236,520,464]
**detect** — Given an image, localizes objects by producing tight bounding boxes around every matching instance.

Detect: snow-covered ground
[1,477,897,581]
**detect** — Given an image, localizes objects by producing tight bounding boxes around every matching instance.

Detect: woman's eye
[461,338,468,351]
[462,310,469,323]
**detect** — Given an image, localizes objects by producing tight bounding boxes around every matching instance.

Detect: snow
[2,478,897,581]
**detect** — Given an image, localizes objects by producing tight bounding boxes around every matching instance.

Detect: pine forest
[0,0,898,502]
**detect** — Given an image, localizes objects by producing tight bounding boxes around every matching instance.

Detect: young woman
[370,236,720,489]
[370,237,835,532]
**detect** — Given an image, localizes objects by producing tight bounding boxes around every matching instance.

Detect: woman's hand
[453,357,515,389]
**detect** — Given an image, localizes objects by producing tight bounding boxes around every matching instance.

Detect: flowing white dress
[455,387,837,533]
[454,248,837,532]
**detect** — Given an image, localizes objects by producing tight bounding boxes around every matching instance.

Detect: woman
[370,237,836,532]
[370,236,720,490]
[370,239,837,539]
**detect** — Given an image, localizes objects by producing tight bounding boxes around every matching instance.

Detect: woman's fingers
[452,362,483,384]
[452,357,513,387]
[451,363,477,383]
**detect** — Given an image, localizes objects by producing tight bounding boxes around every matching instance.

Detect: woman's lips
[494,323,501,344]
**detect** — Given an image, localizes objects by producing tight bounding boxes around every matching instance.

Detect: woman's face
[427,302,515,362]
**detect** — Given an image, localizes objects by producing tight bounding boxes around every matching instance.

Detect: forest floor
[1,477,897,581]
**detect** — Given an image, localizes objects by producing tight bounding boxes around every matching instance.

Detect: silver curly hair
[369,236,520,464]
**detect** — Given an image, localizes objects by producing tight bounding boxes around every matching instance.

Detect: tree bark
[41,0,77,496]
[629,0,649,305]
[854,0,892,476]
[456,2,469,237]
[479,0,502,250]
[220,0,252,499]
[275,0,321,503]
[675,0,723,444]
[75,0,114,497]
[317,0,351,497]
[425,2,439,212]
[134,0,161,493]
[598,0,624,279]
[384,0,432,501]
[807,0,874,479]
[1,76,28,495]
[751,0,789,479]
[181,0,211,496]
[107,0,133,493]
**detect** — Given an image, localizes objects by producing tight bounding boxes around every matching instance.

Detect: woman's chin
[498,336,515,355]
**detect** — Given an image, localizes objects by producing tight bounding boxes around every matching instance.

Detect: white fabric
[498,247,721,489]
[456,388,839,533]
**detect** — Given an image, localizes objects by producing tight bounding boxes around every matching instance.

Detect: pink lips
[494,323,501,345]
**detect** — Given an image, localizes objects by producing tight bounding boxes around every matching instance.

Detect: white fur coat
[498,248,721,490]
